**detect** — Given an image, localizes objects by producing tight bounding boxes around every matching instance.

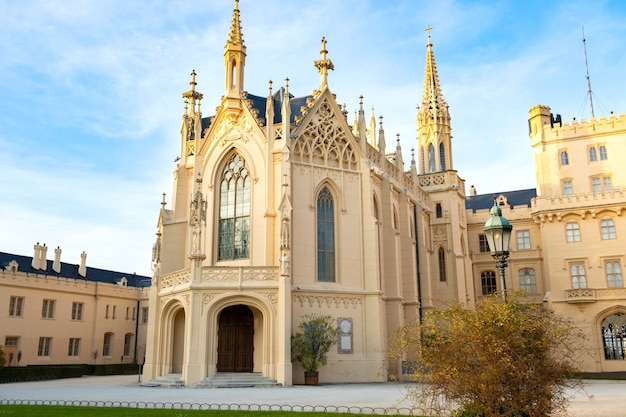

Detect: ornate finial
[190,70,197,91]
[227,0,244,46]
[314,37,334,89]
[425,25,433,45]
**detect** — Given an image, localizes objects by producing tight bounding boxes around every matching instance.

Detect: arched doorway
[217,304,254,372]
[171,309,185,373]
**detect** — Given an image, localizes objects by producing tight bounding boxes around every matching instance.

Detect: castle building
[0,245,150,369]
[466,106,626,373]
[141,1,472,386]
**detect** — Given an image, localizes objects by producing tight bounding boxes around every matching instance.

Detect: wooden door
[217,305,254,372]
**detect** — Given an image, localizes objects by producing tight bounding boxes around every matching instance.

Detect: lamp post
[483,198,513,301]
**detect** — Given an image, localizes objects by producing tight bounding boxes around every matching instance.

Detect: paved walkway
[0,375,624,416]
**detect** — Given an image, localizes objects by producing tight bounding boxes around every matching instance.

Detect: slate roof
[0,251,152,288]
[201,88,313,137]
[465,188,537,213]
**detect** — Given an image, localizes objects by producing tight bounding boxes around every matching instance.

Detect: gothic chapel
[142,1,473,386]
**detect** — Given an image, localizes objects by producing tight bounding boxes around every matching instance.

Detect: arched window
[601,313,625,360]
[481,271,497,295]
[103,332,114,357]
[599,145,608,160]
[428,144,436,173]
[438,247,446,282]
[560,150,569,166]
[317,187,335,282]
[519,268,537,294]
[218,152,250,260]
[589,147,598,161]
[123,333,134,356]
[439,143,446,171]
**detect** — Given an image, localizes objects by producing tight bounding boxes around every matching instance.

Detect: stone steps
[194,372,279,388]
[142,373,184,388]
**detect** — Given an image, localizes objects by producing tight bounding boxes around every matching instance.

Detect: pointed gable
[291,89,359,170]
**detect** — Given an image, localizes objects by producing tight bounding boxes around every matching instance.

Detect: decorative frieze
[294,294,363,309]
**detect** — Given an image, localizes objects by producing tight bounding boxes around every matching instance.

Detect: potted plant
[291,314,339,385]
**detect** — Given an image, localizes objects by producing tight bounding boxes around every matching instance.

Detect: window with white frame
[566,222,581,242]
[599,145,608,160]
[601,219,617,240]
[606,261,623,287]
[71,302,84,321]
[41,299,55,319]
[519,268,537,294]
[563,180,573,196]
[570,263,587,289]
[68,338,81,356]
[38,337,52,357]
[516,230,530,250]
[9,296,24,317]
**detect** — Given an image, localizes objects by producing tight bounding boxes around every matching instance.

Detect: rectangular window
[126,306,130,320]
[435,203,443,219]
[560,150,569,166]
[68,338,81,356]
[599,145,608,160]
[5,336,19,346]
[478,234,489,253]
[589,146,598,161]
[141,307,149,324]
[591,177,601,194]
[38,337,52,357]
[516,230,531,250]
[71,302,84,321]
[9,296,24,317]
[606,261,623,287]
[132,307,136,321]
[570,263,587,289]
[601,219,617,240]
[566,222,581,242]
[41,299,55,319]
[563,180,573,196]
[112,306,116,319]
[438,248,447,282]
[105,305,110,319]
[519,268,537,294]
[603,176,612,192]
[481,271,497,296]
[124,334,133,356]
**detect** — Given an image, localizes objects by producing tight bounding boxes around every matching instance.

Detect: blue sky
[1,0,625,275]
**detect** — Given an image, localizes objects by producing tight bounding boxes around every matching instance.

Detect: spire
[314,37,334,89]
[368,106,377,146]
[224,0,246,97]
[378,116,386,154]
[417,26,452,174]
[281,78,291,143]
[421,25,448,115]
[394,133,404,170]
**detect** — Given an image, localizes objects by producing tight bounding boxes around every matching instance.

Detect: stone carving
[292,98,358,170]
[294,294,363,309]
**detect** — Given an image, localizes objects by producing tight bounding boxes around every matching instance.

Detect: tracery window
[602,313,625,360]
[218,152,250,260]
[317,187,335,282]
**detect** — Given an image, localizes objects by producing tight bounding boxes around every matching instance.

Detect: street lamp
[483,198,513,301]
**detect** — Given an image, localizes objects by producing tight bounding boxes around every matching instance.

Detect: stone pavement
[0,375,624,416]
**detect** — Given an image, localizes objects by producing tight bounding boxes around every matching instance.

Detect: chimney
[78,251,87,277]
[39,244,48,271]
[31,242,41,269]
[469,185,477,196]
[52,246,62,273]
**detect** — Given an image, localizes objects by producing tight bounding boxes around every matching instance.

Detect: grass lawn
[0,405,384,417]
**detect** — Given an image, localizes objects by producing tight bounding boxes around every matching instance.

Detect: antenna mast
[582,26,595,119]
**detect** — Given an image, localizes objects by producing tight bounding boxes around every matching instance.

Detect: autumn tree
[388,292,585,417]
